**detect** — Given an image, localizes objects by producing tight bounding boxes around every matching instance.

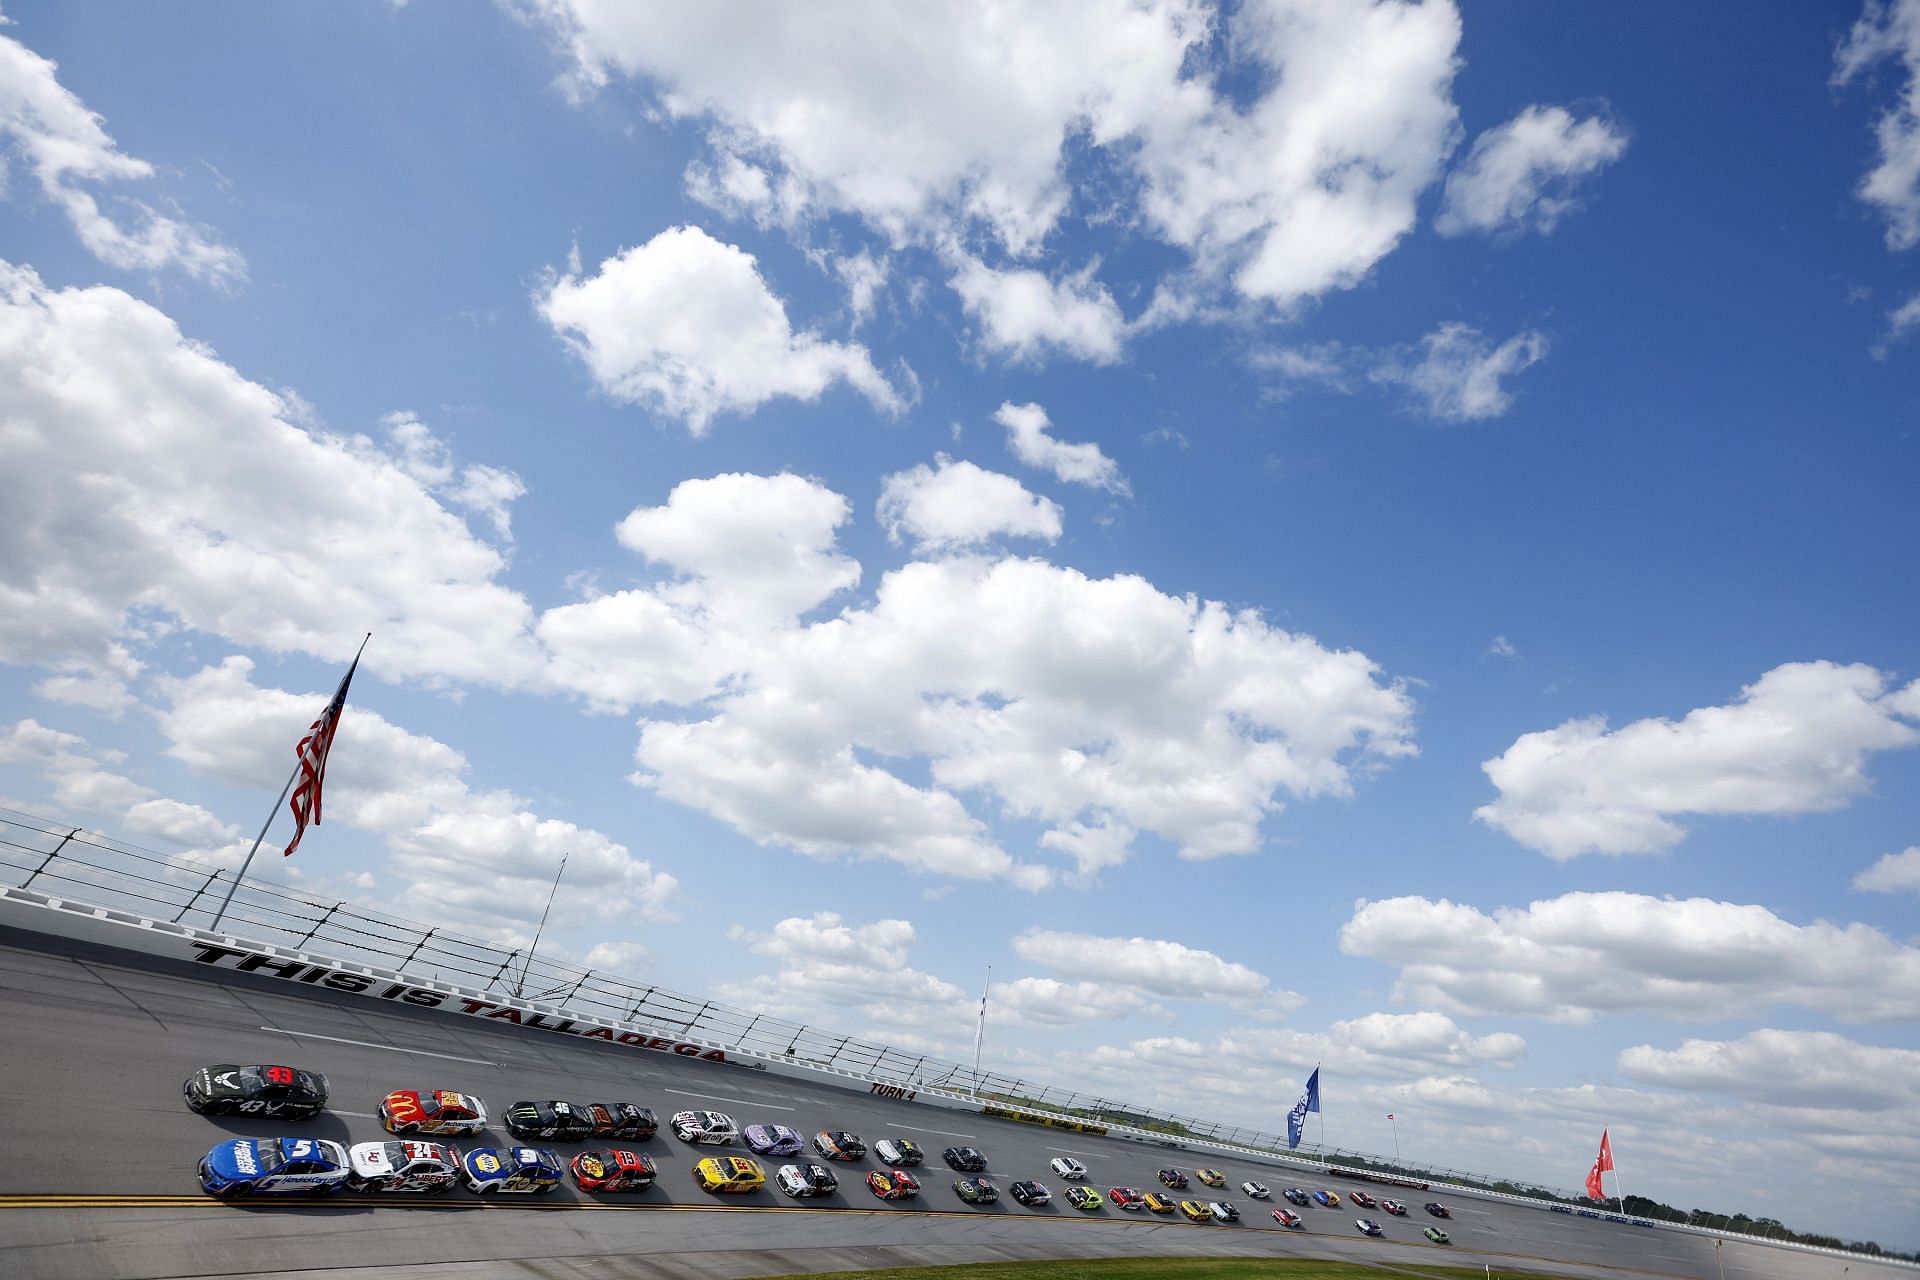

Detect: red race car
[1349,1189,1378,1208]
[1272,1207,1304,1229]
[867,1169,920,1200]
[571,1148,657,1192]
[378,1089,487,1135]
[1108,1186,1146,1209]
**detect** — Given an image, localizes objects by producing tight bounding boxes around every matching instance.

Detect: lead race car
[184,1064,328,1120]
[347,1140,458,1193]
[199,1137,351,1197]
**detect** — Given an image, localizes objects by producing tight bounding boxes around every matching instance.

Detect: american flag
[284,645,364,857]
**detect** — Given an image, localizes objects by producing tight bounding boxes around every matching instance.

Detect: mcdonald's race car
[942,1146,987,1171]
[379,1088,487,1136]
[1050,1156,1088,1179]
[1283,1187,1310,1206]
[875,1138,923,1166]
[588,1102,657,1139]
[1350,1189,1378,1208]
[1241,1180,1270,1199]
[1424,1225,1452,1244]
[1313,1189,1340,1207]
[1108,1186,1146,1209]
[814,1130,867,1160]
[776,1162,840,1197]
[184,1064,328,1119]
[1143,1191,1177,1214]
[1272,1207,1304,1229]
[671,1110,739,1144]
[1178,1199,1212,1222]
[1010,1180,1051,1206]
[866,1169,920,1200]
[1195,1168,1226,1187]
[1355,1217,1383,1237]
[1381,1198,1407,1215]
[461,1146,562,1194]
[570,1148,657,1192]
[505,1100,593,1141]
[745,1123,805,1157]
[1157,1168,1189,1189]
[199,1137,350,1197]
[1424,1201,1451,1217]
[346,1140,458,1192]
[1065,1185,1104,1210]
[693,1156,765,1193]
[954,1176,998,1204]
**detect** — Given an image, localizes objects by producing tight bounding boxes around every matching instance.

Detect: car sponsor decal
[980,1104,1108,1136]
[184,943,727,1063]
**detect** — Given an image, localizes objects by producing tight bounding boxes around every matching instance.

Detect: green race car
[954,1176,998,1204]
[1065,1185,1104,1210]
[1424,1225,1451,1244]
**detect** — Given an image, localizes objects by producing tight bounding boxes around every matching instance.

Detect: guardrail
[1,805,1912,1271]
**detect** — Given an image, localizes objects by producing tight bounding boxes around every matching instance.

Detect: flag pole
[206,762,300,934]
[1389,1113,1401,1164]
[970,963,991,1098]
[208,634,369,935]
[1612,1127,1628,1213]
[512,850,568,998]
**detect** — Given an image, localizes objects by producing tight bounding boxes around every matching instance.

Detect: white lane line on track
[888,1124,977,1140]
[1052,1148,1100,1158]
[259,1026,494,1065]
[332,1110,379,1120]
[662,1088,795,1111]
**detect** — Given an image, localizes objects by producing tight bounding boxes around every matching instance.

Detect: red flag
[1386,1113,1395,1121]
[1584,1128,1615,1200]
[284,649,362,857]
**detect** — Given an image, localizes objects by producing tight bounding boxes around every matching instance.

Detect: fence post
[172,867,224,922]
[680,1000,711,1035]
[401,927,438,969]
[20,828,82,890]
[485,950,521,992]
[553,969,593,1005]
[826,1036,848,1066]
[297,902,340,946]
[784,1024,806,1057]
[625,986,657,1021]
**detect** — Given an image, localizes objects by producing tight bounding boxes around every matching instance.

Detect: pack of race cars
[186,1060,1455,1241]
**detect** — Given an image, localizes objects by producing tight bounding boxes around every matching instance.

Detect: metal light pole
[1388,1113,1401,1164]
[512,852,568,998]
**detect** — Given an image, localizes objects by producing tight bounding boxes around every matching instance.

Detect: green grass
[757,1259,1579,1280]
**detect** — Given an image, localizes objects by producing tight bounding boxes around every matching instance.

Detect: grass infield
[758,1260,1579,1280]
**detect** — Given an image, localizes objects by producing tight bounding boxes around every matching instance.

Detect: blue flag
[1286,1067,1321,1149]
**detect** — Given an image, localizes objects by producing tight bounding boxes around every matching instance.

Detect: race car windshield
[254,1145,287,1172]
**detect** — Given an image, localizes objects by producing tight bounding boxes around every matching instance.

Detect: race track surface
[0,926,1897,1280]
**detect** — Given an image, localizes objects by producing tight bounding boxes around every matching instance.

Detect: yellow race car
[1179,1198,1213,1221]
[1143,1191,1178,1214]
[692,1155,765,1193]
[1195,1168,1226,1187]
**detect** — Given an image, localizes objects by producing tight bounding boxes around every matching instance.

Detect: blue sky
[2,0,1917,1250]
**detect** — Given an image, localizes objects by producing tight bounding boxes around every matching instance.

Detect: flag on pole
[1386,1113,1395,1121]
[283,647,363,857]
[1584,1128,1615,1200]
[1286,1066,1321,1149]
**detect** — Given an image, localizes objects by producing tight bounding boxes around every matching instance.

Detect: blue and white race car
[744,1123,805,1157]
[199,1137,351,1197]
[460,1146,563,1194]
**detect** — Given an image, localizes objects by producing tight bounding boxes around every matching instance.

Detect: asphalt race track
[0,925,1902,1280]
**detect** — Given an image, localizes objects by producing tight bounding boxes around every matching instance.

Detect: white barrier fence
[1,807,1912,1272]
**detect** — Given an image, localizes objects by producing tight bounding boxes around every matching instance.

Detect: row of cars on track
[183,1061,1455,1241]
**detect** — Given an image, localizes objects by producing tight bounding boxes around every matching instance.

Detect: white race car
[347,1140,458,1192]
[874,1138,924,1166]
[1049,1156,1088,1180]
[1241,1180,1270,1199]
[670,1109,739,1144]
[775,1162,840,1197]
[1209,1200,1241,1222]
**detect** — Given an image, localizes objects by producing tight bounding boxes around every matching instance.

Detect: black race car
[184,1064,328,1119]
[1424,1201,1451,1218]
[942,1146,987,1172]
[1157,1168,1189,1189]
[504,1100,594,1141]
[588,1102,657,1139]
[1009,1180,1051,1206]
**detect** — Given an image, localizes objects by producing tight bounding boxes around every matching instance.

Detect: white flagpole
[513,851,568,998]
[1316,1062,1325,1152]
[970,963,991,1098]
[1611,1127,1629,1213]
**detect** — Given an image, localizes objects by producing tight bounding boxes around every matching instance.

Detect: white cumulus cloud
[1435,105,1629,237]
[1339,891,1920,1024]
[1835,0,1920,250]
[877,456,1062,551]
[538,225,909,432]
[1013,928,1301,1016]
[993,401,1129,493]
[1855,845,1920,894]
[1476,661,1920,857]
[948,255,1128,366]
[1620,1029,1920,1114]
